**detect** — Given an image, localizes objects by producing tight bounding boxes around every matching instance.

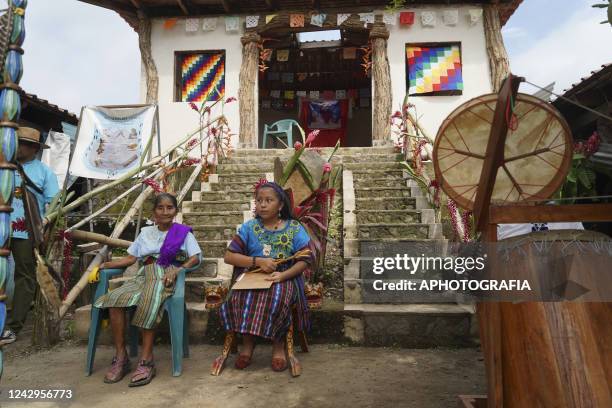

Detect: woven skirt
[219,277,308,340]
[94,263,174,329]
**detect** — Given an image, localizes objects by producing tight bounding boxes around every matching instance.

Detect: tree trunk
[238,32,260,148]
[138,11,159,104]
[370,22,392,146]
[484,5,510,92]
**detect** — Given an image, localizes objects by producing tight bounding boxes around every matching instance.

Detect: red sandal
[271,357,287,372]
[234,354,252,369]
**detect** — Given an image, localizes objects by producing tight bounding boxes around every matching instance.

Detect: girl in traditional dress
[219,181,312,372]
[95,193,201,386]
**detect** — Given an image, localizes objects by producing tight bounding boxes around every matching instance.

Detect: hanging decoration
[310,90,320,99]
[311,13,327,27]
[225,16,240,33]
[163,18,178,29]
[359,42,372,75]
[297,73,308,82]
[202,17,218,31]
[468,8,483,26]
[421,11,436,27]
[383,12,397,25]
[406,43,463,95]
[296,90,307,97]
[179,51,226,102]
[290,14,305,28]
[336,90,347,99]
[246,15,259,28]
[400,11,415,26]
[337,13,351,26]
[185,18,199,32]
[276,49,290,62]
[270,90,281,98]
[284,90,295,99]
[281,72,294,83]
[443,9,459,26]
[266,14,278,24]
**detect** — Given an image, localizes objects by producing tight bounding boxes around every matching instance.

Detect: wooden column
[369,22,392,146]
[238,32,260,149]
[483,5,510,92]
[137,10,159,104]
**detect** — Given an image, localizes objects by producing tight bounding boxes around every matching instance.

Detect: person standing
[0,127,59,345]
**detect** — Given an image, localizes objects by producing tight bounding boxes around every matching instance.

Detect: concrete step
[231,147,397,157]
[109,275,230,303]
[355,187,411,199]
[344,161,402,171]
[183,211,245,225]
[343,303,476,347]
[74,299,475,347]
[356,223,430,240]
[74,299,348,346]
[353,177,405,188]
[216,172,270,183]
[189,200,251,212]
[354,209,421,224]
[209,181,259,192]
[351,169,405,180]
[344,238,445,258]
[192,225,238,241]
[355,197,416,210]
[217,163,274,173]
[340,153,402,163]
[197,240,229,258]
[200,190,252,201]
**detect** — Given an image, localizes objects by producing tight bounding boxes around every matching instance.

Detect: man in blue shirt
[0,127,59,345]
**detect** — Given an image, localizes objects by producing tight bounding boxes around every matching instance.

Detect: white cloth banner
[69,105,157,180]
[42,131,71,188]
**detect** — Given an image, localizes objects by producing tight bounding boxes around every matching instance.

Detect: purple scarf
[157,223,192,267]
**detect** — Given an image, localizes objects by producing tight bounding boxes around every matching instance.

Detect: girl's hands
[257,257,277,273]
[265,271,285,283]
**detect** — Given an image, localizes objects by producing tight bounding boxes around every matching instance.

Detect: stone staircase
[342,148,476,347]
[75,146,475,347]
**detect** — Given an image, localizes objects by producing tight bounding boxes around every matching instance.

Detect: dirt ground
[1,336,486,408]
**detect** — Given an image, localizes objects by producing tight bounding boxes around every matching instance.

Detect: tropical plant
[593,1,612,26]
[558,131,601,203]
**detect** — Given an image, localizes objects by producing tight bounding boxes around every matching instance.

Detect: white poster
[69,105,156,180]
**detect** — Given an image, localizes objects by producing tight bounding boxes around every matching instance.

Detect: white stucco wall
[146,5,491,149]
[148,19,244,151]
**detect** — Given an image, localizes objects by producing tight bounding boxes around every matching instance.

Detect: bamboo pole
[45,115,223,223]
[68,230,132,248]
[177,163,203,204]
[59,185,155,318]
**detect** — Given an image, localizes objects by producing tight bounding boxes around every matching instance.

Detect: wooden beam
[129,0,140,8]
[220,0,231,13]
[489,203,612,224]
[176,0,189,15]
[265,0,278,10]
[78,0,137,15]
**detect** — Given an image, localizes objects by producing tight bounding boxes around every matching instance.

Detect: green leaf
[578,170,592,189]
[566,168,577,182]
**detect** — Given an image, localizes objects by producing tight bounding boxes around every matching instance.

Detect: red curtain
[300,99,349,147]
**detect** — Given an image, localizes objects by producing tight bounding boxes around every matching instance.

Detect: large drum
[484,230,612,407]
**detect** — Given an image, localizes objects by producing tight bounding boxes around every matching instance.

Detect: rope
[524,79,612,124]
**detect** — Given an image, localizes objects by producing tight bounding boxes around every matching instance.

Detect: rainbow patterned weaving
[180,52,225,102]
[406,44,463,95]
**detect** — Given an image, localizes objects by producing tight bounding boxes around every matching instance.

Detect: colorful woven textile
[180,52,225,102]
[406,44,463,95]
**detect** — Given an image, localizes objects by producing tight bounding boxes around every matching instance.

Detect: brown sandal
[104,355,131,384]
[128,360,156,387]
[271,357,287,372]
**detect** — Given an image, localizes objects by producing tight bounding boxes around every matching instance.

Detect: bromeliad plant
[558,131,601,203]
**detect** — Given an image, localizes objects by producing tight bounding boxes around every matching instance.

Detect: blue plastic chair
[262,119,301,148]
[85,261,200,377]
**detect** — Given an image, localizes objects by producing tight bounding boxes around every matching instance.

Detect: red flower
[323,162,332,173]
[142,178,162,193]
[305,130,320,146]
[294,141,303,151]
[11,217,27,232]
[186,138,199,149]
[392,110,402,119]
[183,158,201,166]
[225,97,237,103]
[189,102,199,112]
